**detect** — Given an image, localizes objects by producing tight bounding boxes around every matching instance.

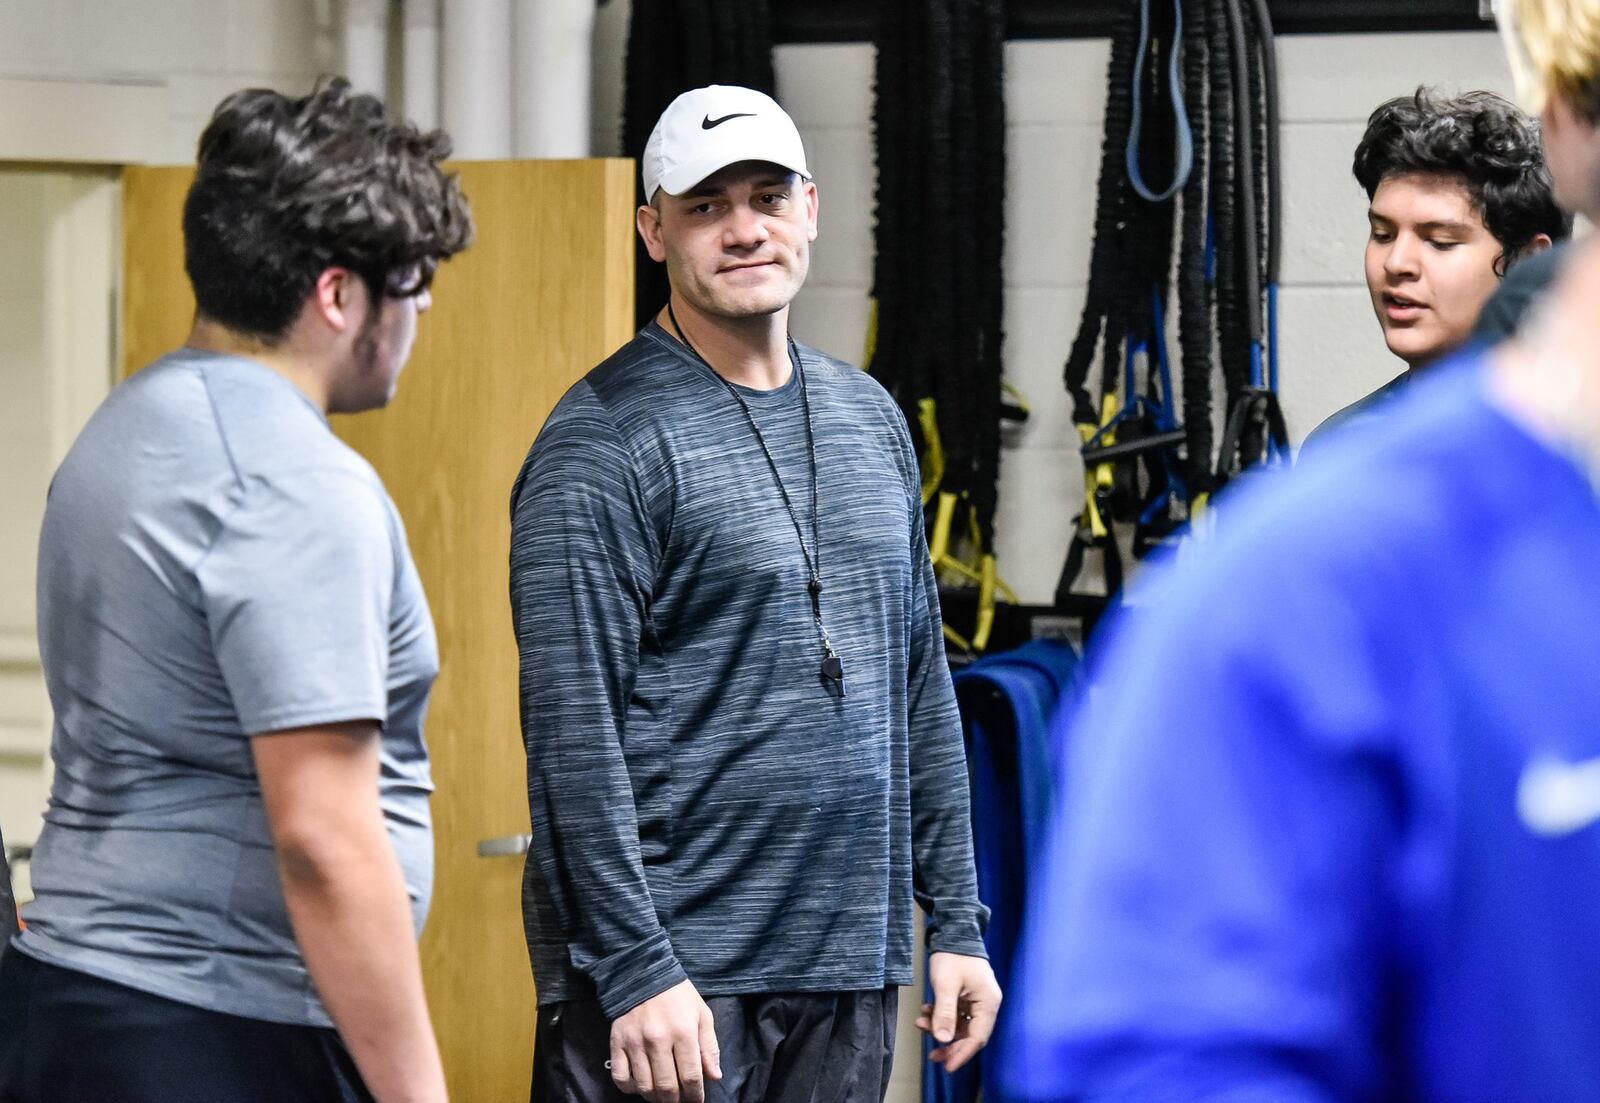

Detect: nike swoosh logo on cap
[1518,755,1600,836]
[702,112,757,129]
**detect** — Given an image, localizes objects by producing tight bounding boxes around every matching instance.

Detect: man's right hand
[609,979,722,1103]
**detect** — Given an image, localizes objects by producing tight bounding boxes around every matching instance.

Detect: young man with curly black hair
[1313,87,1569,440]
[0,79,472,1103]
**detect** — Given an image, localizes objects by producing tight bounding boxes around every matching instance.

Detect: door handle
[476,833,532,858]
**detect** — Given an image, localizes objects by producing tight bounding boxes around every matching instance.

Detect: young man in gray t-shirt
[0,80,471,1103]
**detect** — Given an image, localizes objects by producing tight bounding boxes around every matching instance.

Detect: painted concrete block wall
[774,31,1518,604]
[0,0,328,164]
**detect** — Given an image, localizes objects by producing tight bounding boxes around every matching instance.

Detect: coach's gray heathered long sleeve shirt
[509,323,988,1020]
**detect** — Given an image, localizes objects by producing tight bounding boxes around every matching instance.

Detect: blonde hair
[1498,0,1600,118]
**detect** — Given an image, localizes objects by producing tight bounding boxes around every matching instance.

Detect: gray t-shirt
[17,349,437,1028]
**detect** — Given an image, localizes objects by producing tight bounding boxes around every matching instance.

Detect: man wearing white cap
[509,86,999,1101]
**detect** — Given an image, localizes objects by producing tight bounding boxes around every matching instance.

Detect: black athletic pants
[0,950,374,1103]
[532,988,899,1103]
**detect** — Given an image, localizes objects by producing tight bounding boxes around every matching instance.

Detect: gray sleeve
[896,423,991,957]
[197,471,394,736]
[509,392,687,1019]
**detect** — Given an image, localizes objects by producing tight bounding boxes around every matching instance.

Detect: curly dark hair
[183,78,474,341]
[1352,87,1571,274]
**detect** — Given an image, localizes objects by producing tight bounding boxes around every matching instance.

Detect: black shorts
[0,948,372,1103]
[532,987,899,1103]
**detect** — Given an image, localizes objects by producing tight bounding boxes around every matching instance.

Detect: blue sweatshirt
[510,323,987,1019]
[1006,353,1600,1101]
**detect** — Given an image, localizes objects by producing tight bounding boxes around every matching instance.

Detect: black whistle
[820,653,846,699]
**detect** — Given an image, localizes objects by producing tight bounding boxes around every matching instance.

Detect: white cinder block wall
[770,32,1519,603]
[0,0,330,163]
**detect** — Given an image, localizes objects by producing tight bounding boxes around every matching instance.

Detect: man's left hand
[916,951,1002,1072]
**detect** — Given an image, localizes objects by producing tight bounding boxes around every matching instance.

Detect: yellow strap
[995,570,1020,605]
[926,493,1018,653]
[1001,380,1032,416]
[932,492,984,585]
[864,297,881,371]
[1076,395,1122,539]
[1096,393,1119,456]
[937,555,983,585]
[1191,490,1209,518]
[928,525,1016,602]
[930,496,979,647]
[972,554,998,652]
[928,491,958,564]
[918,399,945,506]
[1076,422,1110,539]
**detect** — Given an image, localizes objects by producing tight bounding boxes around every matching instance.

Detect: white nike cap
[641,85,811,202]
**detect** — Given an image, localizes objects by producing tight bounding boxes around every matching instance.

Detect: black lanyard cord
[666,303,845,697]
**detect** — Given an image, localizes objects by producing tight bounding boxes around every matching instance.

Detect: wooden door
[123,159,637,1101]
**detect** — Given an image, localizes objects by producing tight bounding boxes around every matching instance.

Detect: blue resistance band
[1205,211,1217,284]
[1127,0,1195,203]
[1267,282,1280,394]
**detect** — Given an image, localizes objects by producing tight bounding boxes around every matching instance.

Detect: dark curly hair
[183,77,474,342]
[1353,87,1571,275]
